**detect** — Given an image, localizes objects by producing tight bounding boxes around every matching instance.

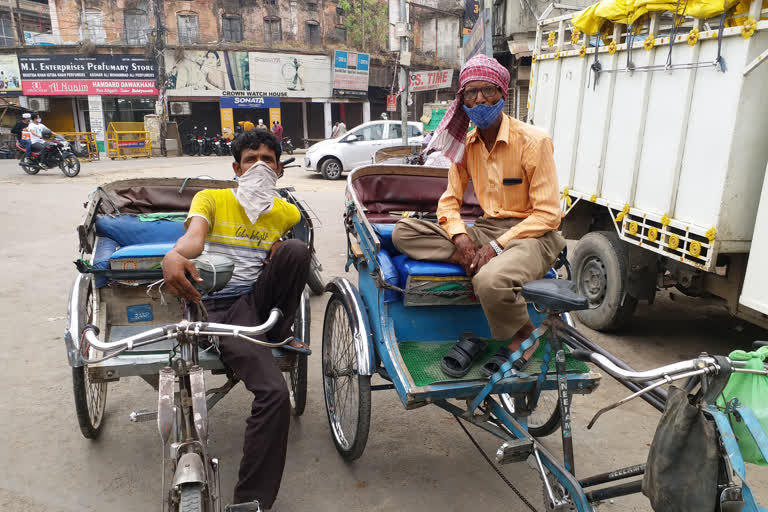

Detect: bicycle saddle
[522,279,589,313]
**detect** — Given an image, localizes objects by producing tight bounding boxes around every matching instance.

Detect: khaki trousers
[392,217,566,339]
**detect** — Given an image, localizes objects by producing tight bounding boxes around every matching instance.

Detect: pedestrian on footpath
[331,122,339,138]
[257,119,268,130]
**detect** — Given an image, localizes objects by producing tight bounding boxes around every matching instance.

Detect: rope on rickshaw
[454,415,540,512]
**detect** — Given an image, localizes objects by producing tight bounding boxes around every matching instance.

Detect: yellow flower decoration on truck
[561,187,572,208]
[607,40,617,55]
[571,30,581,45]
[532,53,537,63]
[628,221,639,235]
[705,227,716,243]
[687,28,700,46]
[689,240,702,258]
[615,203,630,222]
[648,227,658,242]
[660,214,671,229]
[644,34,655,51]
[742,17,756,39]
[579,45,587,58]
[548,31,556,48]
[667,234,680,250]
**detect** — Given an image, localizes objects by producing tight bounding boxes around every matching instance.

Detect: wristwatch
[489,240,504,256]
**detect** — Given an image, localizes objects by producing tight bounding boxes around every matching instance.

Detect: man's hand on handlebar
[162,249,203,303]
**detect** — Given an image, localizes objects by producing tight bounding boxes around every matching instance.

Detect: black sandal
[440,333,488,378]
[481,344,536,377]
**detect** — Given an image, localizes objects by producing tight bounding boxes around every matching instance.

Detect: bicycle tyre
[178,483,204,512]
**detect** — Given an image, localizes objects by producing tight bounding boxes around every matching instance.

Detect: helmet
[41,128,52,139]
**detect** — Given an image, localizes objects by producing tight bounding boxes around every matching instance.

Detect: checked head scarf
[425,55,510,164]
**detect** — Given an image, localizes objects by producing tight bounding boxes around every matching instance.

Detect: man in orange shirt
[393,55,565,376]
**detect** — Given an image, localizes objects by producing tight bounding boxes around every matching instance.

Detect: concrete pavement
[0,155,766,511]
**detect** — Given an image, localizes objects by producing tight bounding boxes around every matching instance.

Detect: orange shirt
[436,114,562,248]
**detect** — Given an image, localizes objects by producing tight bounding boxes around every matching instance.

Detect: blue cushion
[92,236,119,288]
[111,242,175,259]
[372,223,398,254]
[376,249,401,303]
[392,254,466,288]
[95,215,185,247]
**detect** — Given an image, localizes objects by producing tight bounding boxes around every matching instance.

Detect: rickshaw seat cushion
[373,223,399,254]
[522,279,588,312]
[110,242,175,260]
[95,214,185,247]
[92,236,119,288]
[376,249,402,303]
[393,255,466,282]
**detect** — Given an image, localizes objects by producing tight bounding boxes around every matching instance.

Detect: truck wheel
[320,158,343,180]
[572,231,637,331]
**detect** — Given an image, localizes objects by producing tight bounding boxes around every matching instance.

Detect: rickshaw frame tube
[65,273,93,367]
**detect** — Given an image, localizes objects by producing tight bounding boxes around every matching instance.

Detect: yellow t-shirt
[187,188,300,297]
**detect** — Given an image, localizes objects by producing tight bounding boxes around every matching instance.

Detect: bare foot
[506,320,539,360]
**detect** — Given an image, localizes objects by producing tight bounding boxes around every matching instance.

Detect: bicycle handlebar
[572,350,761,382]
[81,308,283,354]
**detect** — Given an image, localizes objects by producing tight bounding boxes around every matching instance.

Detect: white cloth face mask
[235,161,278,223]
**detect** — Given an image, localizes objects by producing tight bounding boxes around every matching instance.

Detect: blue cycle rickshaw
[321,164,768,511]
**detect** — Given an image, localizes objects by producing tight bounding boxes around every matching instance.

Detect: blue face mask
[462,99,505,129]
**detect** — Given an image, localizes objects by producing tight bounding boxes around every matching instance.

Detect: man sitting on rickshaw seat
[392,55,566,379]
[161,129,310,510]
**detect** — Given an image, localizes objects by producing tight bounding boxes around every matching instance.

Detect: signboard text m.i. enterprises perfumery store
[18,55,157,96]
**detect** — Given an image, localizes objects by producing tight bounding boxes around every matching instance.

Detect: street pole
[151,0,168,157]
[398,0,408,145]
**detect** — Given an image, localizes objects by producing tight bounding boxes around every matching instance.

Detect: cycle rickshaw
[64,177,312,511]
[321,164,768,511]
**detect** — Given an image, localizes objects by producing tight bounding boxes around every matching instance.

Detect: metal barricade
[106,122,151,160]
[59,132,100,161]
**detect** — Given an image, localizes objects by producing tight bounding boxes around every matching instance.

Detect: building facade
[0,0,468,149]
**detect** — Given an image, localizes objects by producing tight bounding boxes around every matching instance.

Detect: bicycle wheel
[72,286,107,438]
[286,291,309,416]
[178,483,204,512]
[499,391,562,438]
[322,293,371,461]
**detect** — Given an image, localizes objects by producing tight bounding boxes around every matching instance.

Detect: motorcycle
[201,127,214,157]
[16,131,81,177]
[282,137,295,155]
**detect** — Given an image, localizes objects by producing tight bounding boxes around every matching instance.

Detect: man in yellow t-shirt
[161,129,310,510]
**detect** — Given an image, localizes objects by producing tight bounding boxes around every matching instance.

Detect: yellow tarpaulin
[571,0,747,34]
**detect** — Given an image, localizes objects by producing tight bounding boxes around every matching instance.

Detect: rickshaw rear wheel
[72,285,108,439]
[322,294,371,461]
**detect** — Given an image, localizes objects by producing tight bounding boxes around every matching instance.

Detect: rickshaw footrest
[495,438,534,464]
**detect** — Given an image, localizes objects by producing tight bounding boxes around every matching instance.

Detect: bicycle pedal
[129,409,157,422]
[225,500,262,512]
[719,486,744,512]
[496,438,534,464]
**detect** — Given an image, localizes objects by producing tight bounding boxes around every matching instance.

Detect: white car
[304,120,424,180]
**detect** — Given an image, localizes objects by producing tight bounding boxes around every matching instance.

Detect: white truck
[528,0,768,330]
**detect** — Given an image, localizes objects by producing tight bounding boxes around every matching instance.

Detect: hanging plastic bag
[717,346,768,466]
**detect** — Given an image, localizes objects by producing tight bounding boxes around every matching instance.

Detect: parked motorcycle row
[182,126,296,157]
[182,126,232,157]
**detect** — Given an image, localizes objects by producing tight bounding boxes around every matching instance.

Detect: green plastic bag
[717,346,768,466]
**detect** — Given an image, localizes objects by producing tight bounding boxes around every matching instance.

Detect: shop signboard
[463,7,492,62]
[18,54,157,96]
[386,94,397,112]
[220,108,234,139]
[332,50,369,98]
[408,69,453,92]
[87,95,106,152]
[0,54,22,96]
[219,96,281,109]
[248,52,332,98]
[166,50,250,97]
